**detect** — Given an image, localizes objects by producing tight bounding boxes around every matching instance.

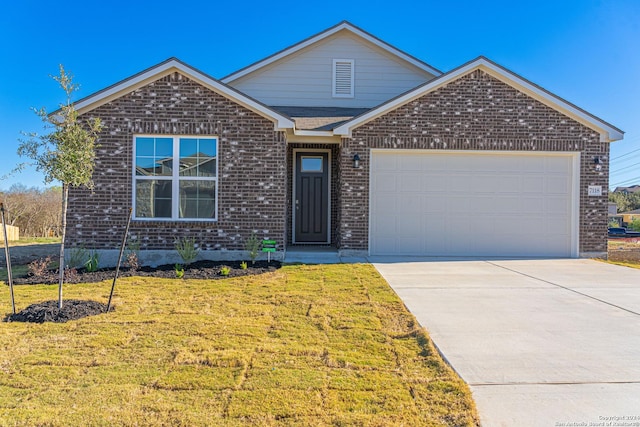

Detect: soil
[4,299,111,323]
[10,259,281,285]
[2,244,281,323]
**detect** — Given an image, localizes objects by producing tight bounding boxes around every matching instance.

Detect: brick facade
[69,72,287,253]
[339,70,609,255]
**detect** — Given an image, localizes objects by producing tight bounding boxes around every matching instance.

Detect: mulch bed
[4,300,111,323]
[3,260,280,323]
[10,260,281,285]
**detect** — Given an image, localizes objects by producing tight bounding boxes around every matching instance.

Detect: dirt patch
[9,260,280,285]
[4,299,110,323]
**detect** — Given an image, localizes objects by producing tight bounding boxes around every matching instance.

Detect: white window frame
[132,135,219,222]
[332,59,355,98]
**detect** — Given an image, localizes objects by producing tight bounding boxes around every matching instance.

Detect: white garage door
[370,151,578,257]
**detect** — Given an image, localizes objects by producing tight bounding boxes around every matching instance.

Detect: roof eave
[334,57,624,142]
[221,21,441,84]
[73,58,295,131]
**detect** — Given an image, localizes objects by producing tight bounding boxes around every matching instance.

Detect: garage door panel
[400,174,422,191]
[522,176,545,193]
[372,194,399,214]
[373,154,397,171]
[422,174,447,192]
[370,151,576,257]
[546,197,570,214]
[399,156,425,171]
[373,174,398,192]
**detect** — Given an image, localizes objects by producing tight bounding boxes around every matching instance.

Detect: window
[332,59,354,98]
[301,156,323,172]
[134,136,218,220]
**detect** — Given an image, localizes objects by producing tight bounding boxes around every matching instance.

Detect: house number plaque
[587,185,602,196]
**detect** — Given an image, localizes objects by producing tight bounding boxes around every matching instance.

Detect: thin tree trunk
[58,184,68,310]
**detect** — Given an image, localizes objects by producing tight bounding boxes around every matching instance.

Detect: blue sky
[1,0,638,190]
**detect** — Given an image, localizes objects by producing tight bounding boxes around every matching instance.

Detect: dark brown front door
[294,152,329,243]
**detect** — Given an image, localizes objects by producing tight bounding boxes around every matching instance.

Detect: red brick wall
[340,69,609,255]
[69,72,287,251]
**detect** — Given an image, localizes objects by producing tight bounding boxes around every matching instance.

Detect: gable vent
[333,59,354,98]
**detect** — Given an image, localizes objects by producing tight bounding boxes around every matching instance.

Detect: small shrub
[85,251,99,272]
[629,218,640,232]
[28,256,53,278]
[608,218,621,228]
[245,232,261,265]
[175,263,184,279]
[220,266,231,276]
[125,252,140,271]
[175,237,199,265]
[125,238,141,271]
[240,261,248,270]
[67,247,88,269]
[64,267,78,282]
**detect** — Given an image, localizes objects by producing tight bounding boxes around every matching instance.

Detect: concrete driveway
[372,258,640,427]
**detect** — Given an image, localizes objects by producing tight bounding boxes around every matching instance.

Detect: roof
[619,209,640,215]
[69,58,294,130]
[271,106,370,131]
[334,56,624,142]
[614,185,640,193]
[220,21,442,84]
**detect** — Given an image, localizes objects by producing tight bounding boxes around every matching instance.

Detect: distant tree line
[609,191,640,214]
[0,184,62,237]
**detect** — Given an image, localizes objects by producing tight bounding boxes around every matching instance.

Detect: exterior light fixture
[353,153,361,169]
[594,156,602,171]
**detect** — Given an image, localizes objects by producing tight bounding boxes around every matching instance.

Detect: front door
[294,152,329,243]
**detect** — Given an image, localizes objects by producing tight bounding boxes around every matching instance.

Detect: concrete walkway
[372,258,640,427]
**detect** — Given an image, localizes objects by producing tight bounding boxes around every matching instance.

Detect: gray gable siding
[228,32,436,108]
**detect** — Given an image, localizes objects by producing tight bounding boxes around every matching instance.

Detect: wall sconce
[594,156,602,171]
[353,153,361,169]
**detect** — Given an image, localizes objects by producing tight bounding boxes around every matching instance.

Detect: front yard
[0,264,478,426]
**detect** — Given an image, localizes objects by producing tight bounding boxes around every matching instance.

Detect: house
[66,21,623,265]
[613,185,640,194]
[618,209,640,227]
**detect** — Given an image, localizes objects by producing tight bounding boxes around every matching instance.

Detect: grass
[0,264,478,426]
[0,237,61,247]
[0,265,29,282]
[608,238,640,250]
[602,260,640,269]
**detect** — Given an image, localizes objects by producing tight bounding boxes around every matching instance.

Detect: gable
[349,69,599,143]
[336,57,623,142]
[70,58,294,131]
[225,27,439,109]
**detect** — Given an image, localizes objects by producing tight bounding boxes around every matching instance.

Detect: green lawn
[0,237,61,247]
[0,264,478,426]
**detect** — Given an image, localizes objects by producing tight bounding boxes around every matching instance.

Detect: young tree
[17,65,102,309]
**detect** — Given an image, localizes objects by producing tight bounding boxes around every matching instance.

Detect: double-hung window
[134,136,218,220]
